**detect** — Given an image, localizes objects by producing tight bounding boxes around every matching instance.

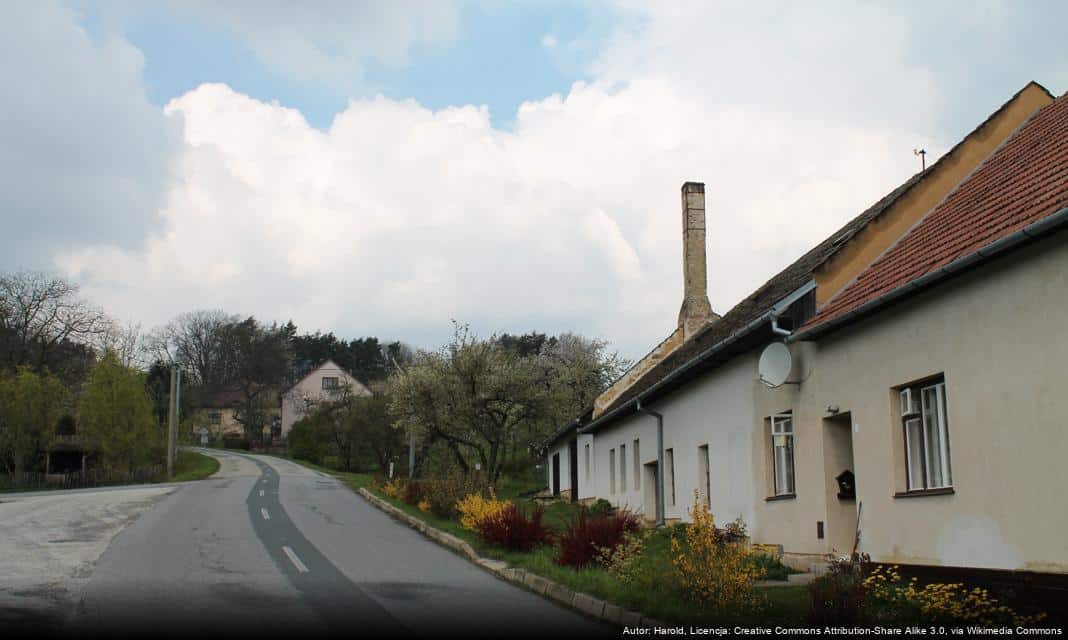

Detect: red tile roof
[802,93,1068,334]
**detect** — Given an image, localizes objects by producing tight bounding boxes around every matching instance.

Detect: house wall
[776,229,1068,572]
[587,354,758,525]
[280,362,369,438]
[192,408,244,439]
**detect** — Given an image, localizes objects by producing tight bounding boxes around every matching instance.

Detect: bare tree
[96,321,149,370]
[148,310,238,389]
[0,271,111,372]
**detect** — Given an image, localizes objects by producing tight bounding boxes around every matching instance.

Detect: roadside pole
[166,367,176,479]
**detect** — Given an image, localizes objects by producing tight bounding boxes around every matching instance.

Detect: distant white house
[280,359,371,438]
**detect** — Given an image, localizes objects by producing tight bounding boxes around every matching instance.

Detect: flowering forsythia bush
[596,529,649,584]
[863,565,1047,626]
[417,499,431,513]
[382,478,404,499]
[671,492,765,611]
[457,489,511,531]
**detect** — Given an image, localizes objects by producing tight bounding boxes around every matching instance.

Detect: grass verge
[172,450,221,482]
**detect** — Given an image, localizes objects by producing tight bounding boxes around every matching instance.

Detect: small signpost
[199,427,209,446]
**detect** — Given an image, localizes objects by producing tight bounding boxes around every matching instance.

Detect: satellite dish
[758,342,792,388]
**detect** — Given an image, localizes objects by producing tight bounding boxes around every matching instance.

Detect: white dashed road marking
[282,545,309,573]
[261,508,270,520]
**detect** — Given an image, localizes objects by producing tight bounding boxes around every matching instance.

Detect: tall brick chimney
[678,181,714,339]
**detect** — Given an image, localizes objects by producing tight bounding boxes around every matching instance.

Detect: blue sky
[80,1,612,130]
[3,1,1066,357]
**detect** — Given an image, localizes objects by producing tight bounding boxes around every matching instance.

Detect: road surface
[2,450,611,636]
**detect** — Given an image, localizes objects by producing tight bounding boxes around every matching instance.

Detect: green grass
[172,450,221,482]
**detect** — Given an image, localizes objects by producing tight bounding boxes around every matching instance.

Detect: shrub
[671,492,764,611]
[476,503,552,552]
[423,471,483,519]
[382,478,404,499]
[403,480,424,506]
[746,552,795,581]
[588,498,615,518]
[808,555,870,626]
[417,499,431,513]
[222,437,250,451]
[597,529,649,584]
[862,565,1047,627]
[556,507,642,568]
[457,488,510,531]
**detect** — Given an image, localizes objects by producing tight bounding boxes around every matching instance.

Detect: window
[633,439,641,491]
[620,444,627,492]
[322,376,339,390]
[208,412,221,425]
[584,443,591,482]
[901,378,952,490]
[698,444,711,508]
[665,448,676,507]
[771,412,795,496]
[609,449,616,494]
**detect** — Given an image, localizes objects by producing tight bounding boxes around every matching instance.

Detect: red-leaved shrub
[476,504,552,552]
[403,480,424,505]
[556,508,641,567]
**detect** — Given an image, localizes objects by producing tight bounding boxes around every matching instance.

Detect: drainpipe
[635,398,665,527]
[770,312,792,337]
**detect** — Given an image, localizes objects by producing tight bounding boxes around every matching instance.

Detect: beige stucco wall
[280,361,370,438]
[191,408,245,439]
[762,229,1068,571]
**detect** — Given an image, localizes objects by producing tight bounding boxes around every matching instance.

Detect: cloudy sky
[2,1,1066,358]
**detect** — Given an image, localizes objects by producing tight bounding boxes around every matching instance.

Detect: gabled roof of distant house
[202,389,247,409]
[798,90,1068,339]
[282,358,368,396]
[571,81,1055,438]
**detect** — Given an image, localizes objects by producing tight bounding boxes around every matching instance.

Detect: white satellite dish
[758,342,793,388]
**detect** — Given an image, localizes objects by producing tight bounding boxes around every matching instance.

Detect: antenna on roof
[913,148,927,172]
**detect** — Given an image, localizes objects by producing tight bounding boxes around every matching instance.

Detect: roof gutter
[792,206,1068,343]
[579,280,816,436]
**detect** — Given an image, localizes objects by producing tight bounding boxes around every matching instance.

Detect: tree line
[1,270,632,485]
[0,270,411,481]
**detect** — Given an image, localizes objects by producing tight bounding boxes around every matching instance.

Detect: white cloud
[541,33,558,49]
[17,0,1068,358]
[0,2,179,268]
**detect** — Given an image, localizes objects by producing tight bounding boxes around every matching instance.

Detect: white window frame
[902,379,952,491]
[620,443,627,492]
[322,376,339,390]
[770,412,795,496]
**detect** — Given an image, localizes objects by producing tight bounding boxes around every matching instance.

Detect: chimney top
[678,181,714,339]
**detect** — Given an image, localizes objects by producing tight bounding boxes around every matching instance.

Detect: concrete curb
[357,487,661,629]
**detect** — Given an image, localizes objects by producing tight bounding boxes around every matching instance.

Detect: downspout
[770,313,792,337]
[635,398,665,527]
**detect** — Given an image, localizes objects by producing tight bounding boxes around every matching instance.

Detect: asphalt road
[61,450,611,637]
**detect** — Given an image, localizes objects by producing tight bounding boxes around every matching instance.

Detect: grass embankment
[172,450,221,482]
